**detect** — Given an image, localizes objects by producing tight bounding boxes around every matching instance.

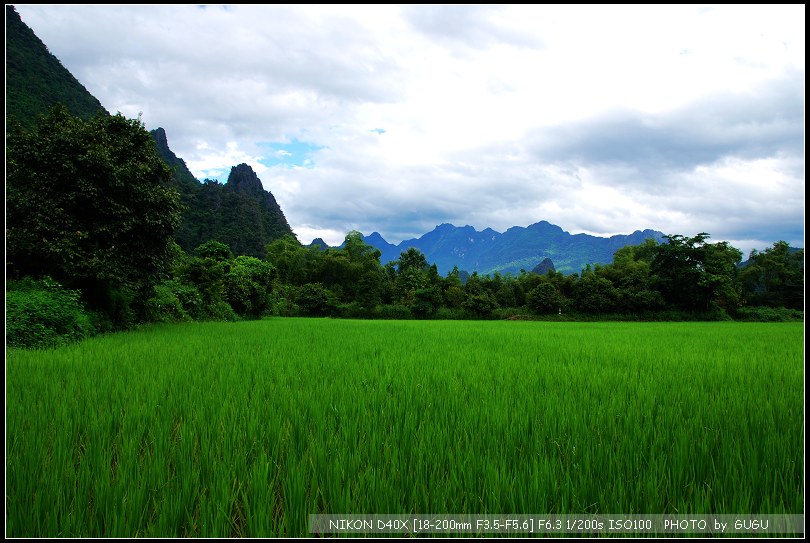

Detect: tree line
[6,106,804,348]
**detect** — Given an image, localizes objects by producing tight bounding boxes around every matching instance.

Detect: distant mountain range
[335,223,666,276]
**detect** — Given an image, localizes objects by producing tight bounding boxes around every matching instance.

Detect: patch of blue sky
[257,140,324,169]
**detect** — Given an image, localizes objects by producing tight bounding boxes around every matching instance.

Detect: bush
[296,283,339,317]
[434,306,471,320]
[6,277,94,349]
[224,256,275,318]
[338,302,374,319]
[462,291,499,318]
[492,307,533,320]
[145,280,197,323]
[731,306,804,322]
[207,300,239,322]
[373,304,412,320]
[268,285,300,317]
[526,283,563,315]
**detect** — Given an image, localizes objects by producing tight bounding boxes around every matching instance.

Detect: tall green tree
[572,272,619,314]
[596,241,664,313]
[341,231,387,310]
[649,233,742,312]
[740,241,804,309]
[6,105,182,318]
[526,280,563,315]
[392,248,429,306]
[266,234,312,285]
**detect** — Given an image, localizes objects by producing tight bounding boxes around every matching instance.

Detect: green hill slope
[5,5,106,128]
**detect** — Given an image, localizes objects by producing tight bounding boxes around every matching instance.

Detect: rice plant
[6,319,804,536]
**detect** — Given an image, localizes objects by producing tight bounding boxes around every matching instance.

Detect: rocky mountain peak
[152,126,169,149]
[226,163,264,194]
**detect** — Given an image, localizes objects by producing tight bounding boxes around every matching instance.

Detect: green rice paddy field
[6,319,804,537]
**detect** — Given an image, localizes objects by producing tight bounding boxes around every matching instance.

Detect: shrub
[268,285,300,317]
[6,277,94,349]
[373,304,412,320]
[145,280,196,323]
[296,283,339,317]
[434,306,471,320]
[526,282,563,315]
[207,300,239,322]
[731,306,804,322]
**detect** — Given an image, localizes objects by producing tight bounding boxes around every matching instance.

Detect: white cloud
[15,4,805,254]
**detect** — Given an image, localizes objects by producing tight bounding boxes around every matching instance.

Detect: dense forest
[5,6,804,349]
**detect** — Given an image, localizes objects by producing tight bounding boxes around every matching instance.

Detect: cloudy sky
[14,4,805,254]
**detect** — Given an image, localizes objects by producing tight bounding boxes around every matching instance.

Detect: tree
[527,281,563,315]
[183,249,230,313]
[266,234,311,285]
[442,266,466,309]
[740,241,804,309]
[341,231,386,309]
[195,240,234,262]
[296,283,338,316]
[396,247,429,275]
[392,248,430,307]
[224,256,276,318]
[572,274,619,313]
[462,272,499,317]
[6,105,182,319]
[411,287,443,318]
[649,233,742,312]
[595,242,664,313]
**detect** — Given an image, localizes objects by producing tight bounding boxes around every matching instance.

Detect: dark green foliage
[339,231,387,309]
[730,306,804,322]
[596,241,664,312]
[373,304,413,320]
[6,105,182,324]
[572,273,619,313]
[462,292,499,318]
[442,284,466,309]
[145,279,204,322]
[527,281,563,315]
[411,287,443,318]
[739,241,804,310]
[461,273,500,318]
[145,281,191,323]
[5,6,106,129]
[387,247,450,316]
[180,249,232,319]
[224,256,276,318]
[6,277,94,349]
[195,240,234,261]
[296,283,339,316]
[396,247,429,274]
[266,235,312,285]
[210,301,239,322]
[649,233,743,312]
[268,284,302,317]
[148,147,297,258]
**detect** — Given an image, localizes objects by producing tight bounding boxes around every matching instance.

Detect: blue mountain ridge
[337,222,667,276]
